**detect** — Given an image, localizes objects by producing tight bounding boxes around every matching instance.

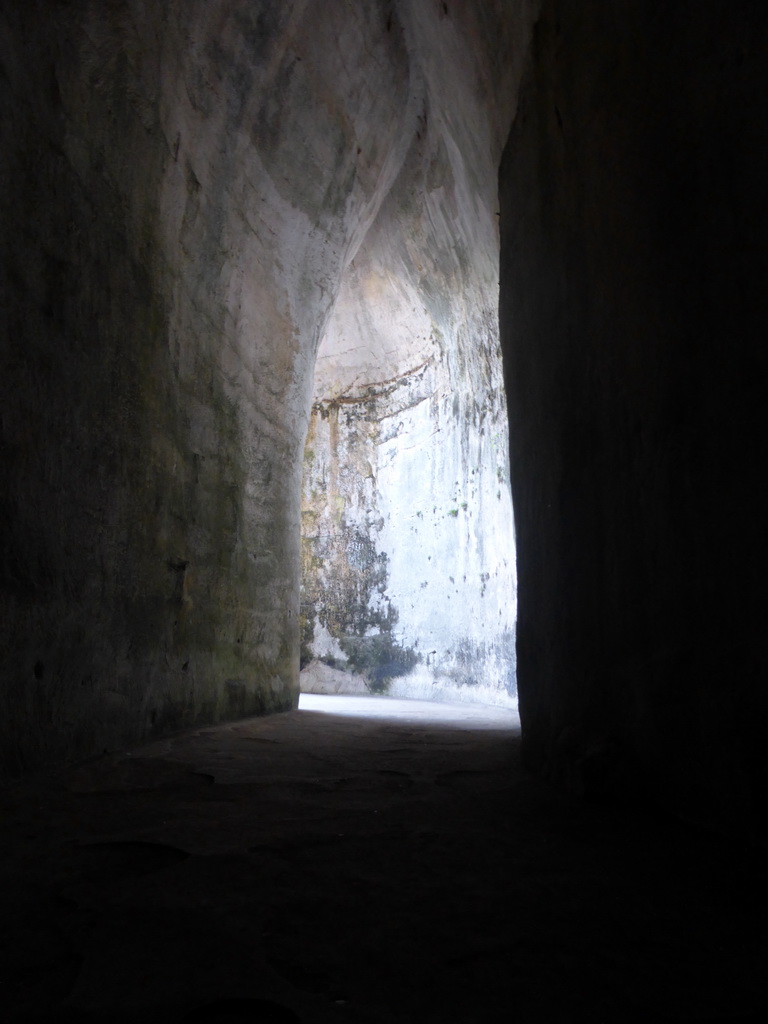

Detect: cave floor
[1,695,766,1024]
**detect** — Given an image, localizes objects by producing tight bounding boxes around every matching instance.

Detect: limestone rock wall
[500,0,768,832]
[301,353,518,706]
[299,1,539,705]
[0,0,418,773]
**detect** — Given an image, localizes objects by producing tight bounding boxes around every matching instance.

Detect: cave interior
[1,1,768,1021]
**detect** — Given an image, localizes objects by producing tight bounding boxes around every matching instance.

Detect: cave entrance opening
[298,258,518,710]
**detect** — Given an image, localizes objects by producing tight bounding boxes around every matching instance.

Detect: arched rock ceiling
[313,0,538,397]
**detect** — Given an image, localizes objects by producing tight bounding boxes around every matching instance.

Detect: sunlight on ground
[298,693,520,730]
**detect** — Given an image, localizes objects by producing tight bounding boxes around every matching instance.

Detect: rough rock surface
[0,0,535,771]
[300,3,537,706]
[500,0,768,832]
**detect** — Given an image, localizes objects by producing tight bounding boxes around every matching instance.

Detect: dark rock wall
[0,0,412,773]
[500,0,768,831]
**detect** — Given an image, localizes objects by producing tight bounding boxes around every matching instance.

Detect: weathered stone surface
[1,0,540,772]
[500,0,768,831]
[300,1,538,706]
[0,0,434,772]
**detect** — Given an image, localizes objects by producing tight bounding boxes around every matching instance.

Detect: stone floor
[1,695,766,1023]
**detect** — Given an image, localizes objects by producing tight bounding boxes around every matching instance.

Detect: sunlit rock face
[299,2,537,705]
